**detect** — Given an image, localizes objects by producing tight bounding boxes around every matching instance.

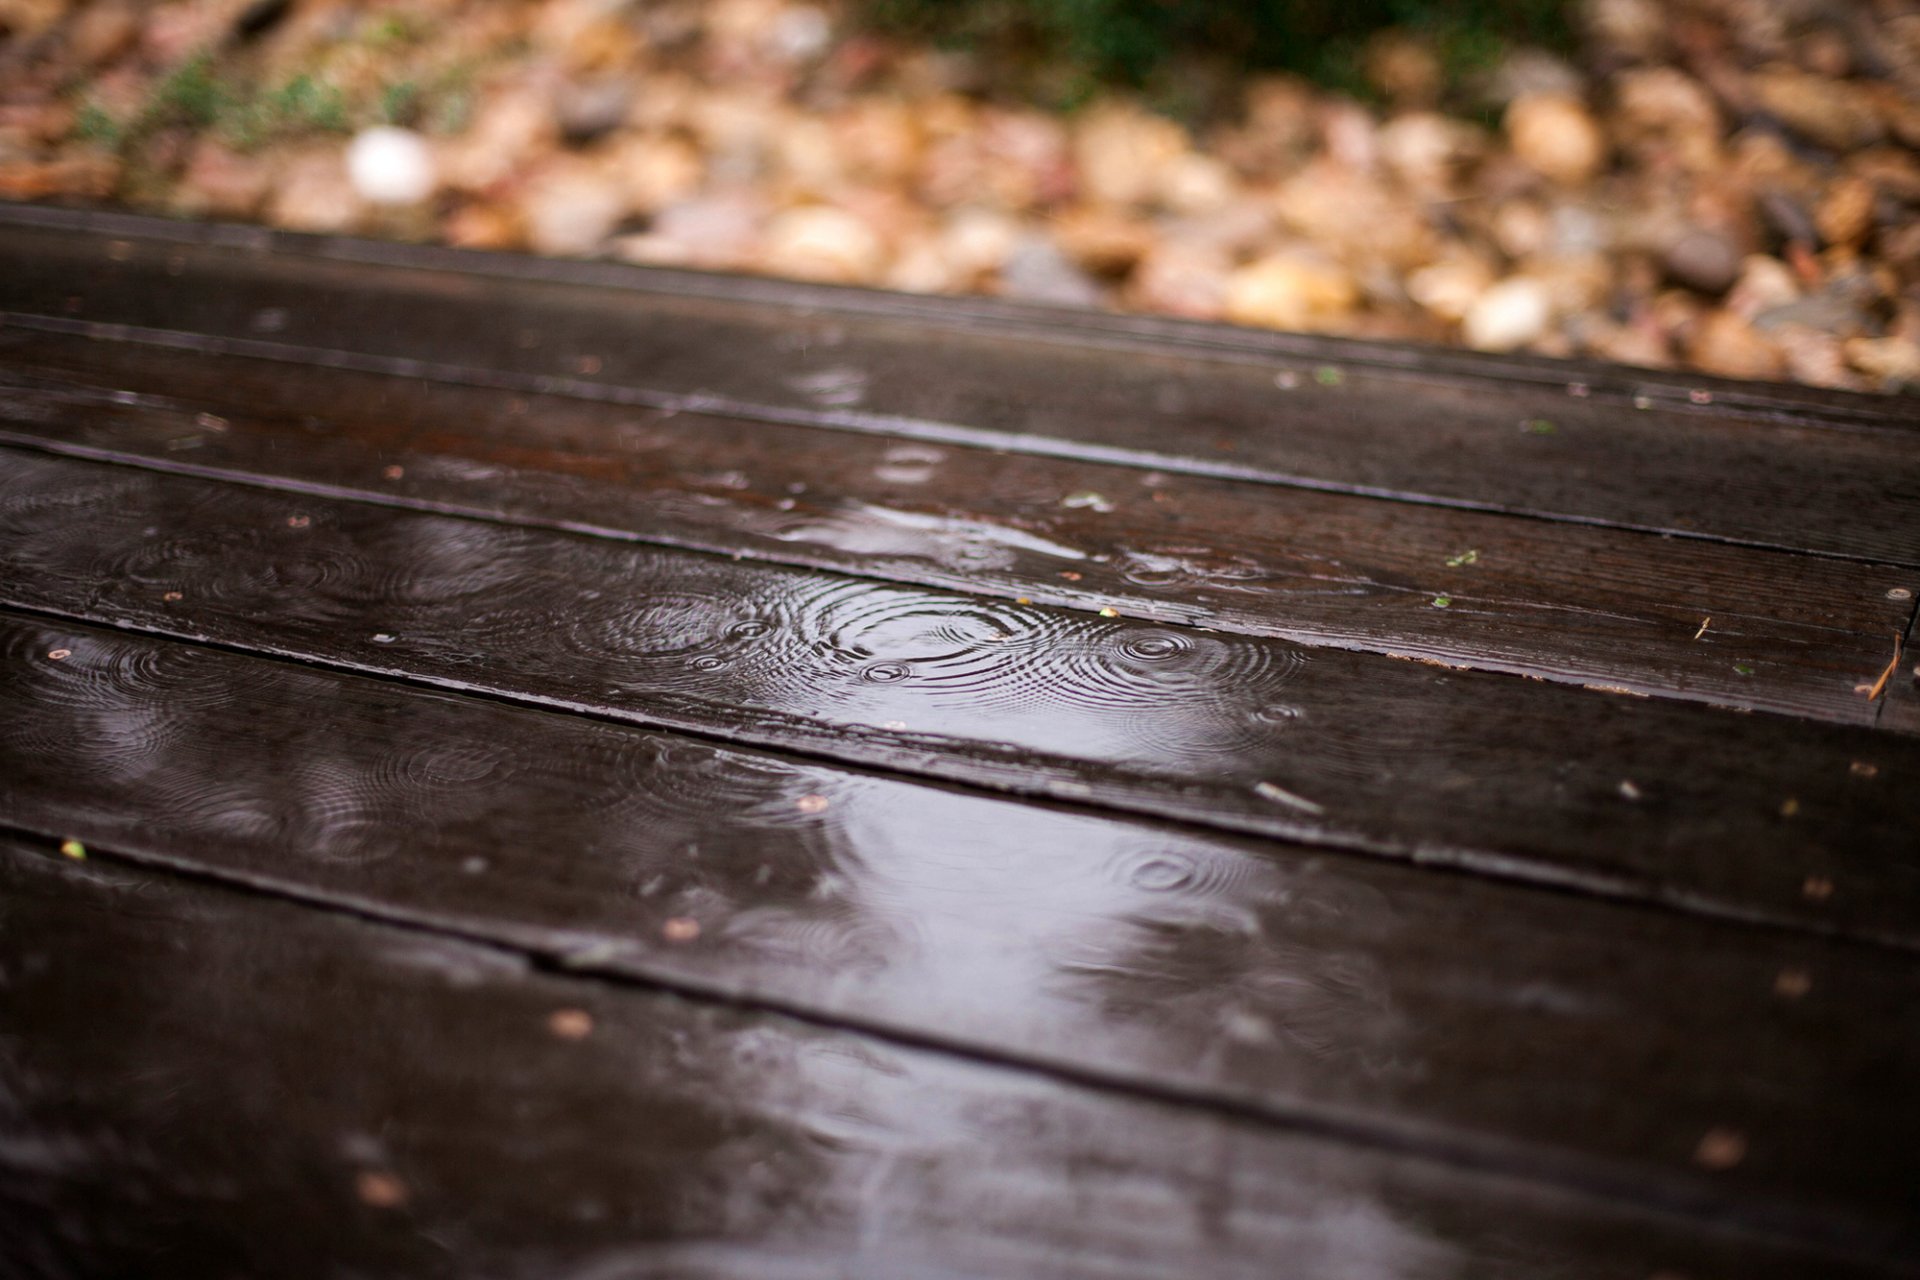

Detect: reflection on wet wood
[3,614,1918,1251]
[1,330,1912,726]
[2,204,1918,1278]
[0,840,1907,1279]
[3,450,1917,946]
[2,213,1919,565]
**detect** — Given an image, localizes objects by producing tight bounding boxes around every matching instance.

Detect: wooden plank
[1,329,1912,727]
[5,613,1920,1257]
[0,199,1908,429]
[3,843,1902,1280]
[3,450,1918,945]
[2,214,1919,566]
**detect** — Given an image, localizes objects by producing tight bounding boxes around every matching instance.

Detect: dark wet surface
[8,841,1905,1280]
[0,328,1911,726]
[3,449,1917,947]
[1,215,1918,565]
[2,208,1919,1277]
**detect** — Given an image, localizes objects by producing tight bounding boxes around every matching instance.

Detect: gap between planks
[2,449,1916,952]
[0,822,1902,1267]
[3,214,1919,569]
[0,334,1910,730]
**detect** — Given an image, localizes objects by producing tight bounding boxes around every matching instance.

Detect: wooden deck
[0,202,1916,1278]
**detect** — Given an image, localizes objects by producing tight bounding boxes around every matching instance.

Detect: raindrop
[1120,632,1189,662]
[1129,854,1197,892]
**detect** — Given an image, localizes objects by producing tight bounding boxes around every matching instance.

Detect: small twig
[1254,780,1325,816]
[1866,632,1904,701]
[1693,616,1711,641]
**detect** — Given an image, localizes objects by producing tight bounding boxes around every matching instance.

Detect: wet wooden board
[3,211,1920,567]
[4,614,1919,1256]
[4,449,1917,947]
[4,199,1904,427]
[3,203,1918,1274]
[5,841,1903,1280]
[1,328,1913,727]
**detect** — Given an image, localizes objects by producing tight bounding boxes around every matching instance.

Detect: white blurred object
[1463,278,1552,352]
[768,5,832,61]
[347,127,435,205]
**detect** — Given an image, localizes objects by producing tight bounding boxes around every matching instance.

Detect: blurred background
[1,0,1916,391]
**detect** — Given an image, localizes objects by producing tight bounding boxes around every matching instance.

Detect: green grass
[148,53,229,129]
[855,0,1573,113]
[219,73,350,148]
[71,56,361,154]
[71,101,122,147]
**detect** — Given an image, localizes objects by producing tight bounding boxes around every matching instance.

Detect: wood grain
[3,632,1919,1256]
[5,839,1905,1278]
[3,450,1916,946]
[3,213,1918,566]
[1,199,1908,427]
[1,329,1912,727]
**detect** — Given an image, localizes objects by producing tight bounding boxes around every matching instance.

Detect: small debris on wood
[662,916,701,943]
[1692,617,1710,641]
[1693,1127,1747,1171]
[1254,780,1325,816]
[58,839,86,860]
[547,1008,594,1040]
[1864,633,1903,701]
[355,1170,409,1209]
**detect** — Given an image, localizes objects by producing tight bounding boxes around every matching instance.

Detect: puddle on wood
[5,451,1920,942]
[4,839,1797,1279]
